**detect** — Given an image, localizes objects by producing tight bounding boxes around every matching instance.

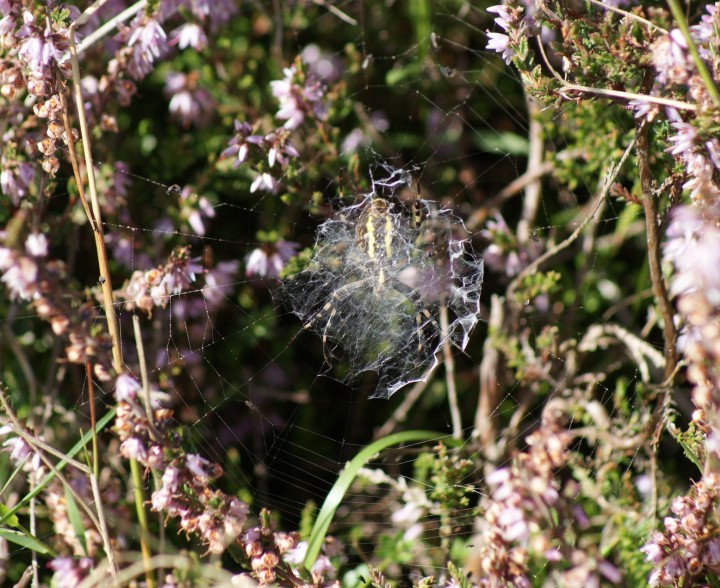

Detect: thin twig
[636,118,677,378]
[439,303,462,440]
[312,0,358,25]
[131,313,161,584]
[535,38,698,112]
[473,294,503,450]
[132,314,155,427]
[58,89,94,229]
[67,21,123,374]
[558,83,698,112]
[30,475,38,588]
[516,96,544,244]
[85,363,99,479]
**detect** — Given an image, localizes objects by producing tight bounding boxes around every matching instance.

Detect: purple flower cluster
[664,205,720,437]
[476,402,621,587]
[485,1,531,65]
[641,475,720,586]
[114,373,249,555]
[120,246,203,314]
[270,63,326,130]
[0,233,114,379]
[219,57,324,207]
[0,424,42,480]
[113,371,342,585]
[221,121,301,190]
[481,212,544,278]
[641,4,720,205]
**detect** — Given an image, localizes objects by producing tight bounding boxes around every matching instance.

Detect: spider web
[0,0,676,584]
[277,164,483,399]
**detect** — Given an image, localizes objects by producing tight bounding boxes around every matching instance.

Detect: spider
[290,195,442,373]
[278,185,482,398]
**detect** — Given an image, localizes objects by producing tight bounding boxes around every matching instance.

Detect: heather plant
[0,0,719,587]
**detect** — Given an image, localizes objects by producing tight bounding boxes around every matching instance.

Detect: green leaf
[0,527,53,554]
[0,503,19,528]
[64,485,88,556]
[303,429,444,571]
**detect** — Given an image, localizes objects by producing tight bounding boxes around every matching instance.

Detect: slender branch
[558,83,698,112]
[130,314,156,588]
[473,294,504,450]
[67,23,123,374]
[635,119,677,378]
[535,37,698,112]
[516,96,544,244]
[85,363,99,479]
[439,303,462,440]
[132,314,155,427]
[312,0,358,25]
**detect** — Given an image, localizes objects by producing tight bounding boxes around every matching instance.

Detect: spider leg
[303,280,369,362]
[415,307,440,354]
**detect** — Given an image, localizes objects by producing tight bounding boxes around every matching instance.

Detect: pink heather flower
[164,72,214,128]
[498,506,530,542]
[487,31,514,64]
[120,437,148,462]
[221,120,265,167]
[126,17,168,80]
[284,541,309,566]
[151,487,172,511]
[185,453,211,483]
[1,160,35,205]
[691,3,720,59]
[203,260,239,308]
[0,254,38,300]
[16,10,68,75]
[651,29,692,86]
[178,185,216,235]
[115,373,141,402]
[2,434,32,464]
[245,241,299,279]
[668,121,698,158]
[250,172,279,193]
[664,205,720,303]
[704,537,720,566]
[341,128,371,154]
[266,131,300,167]
[488,4,512,31]
[301,44,343,82]
[169,23,208,51]
[48,557,94,586]
[628,98,658,120]
[0,15,16,52]
[270,64,326,130]
[25,233,48,257]
[162,466,181,492]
